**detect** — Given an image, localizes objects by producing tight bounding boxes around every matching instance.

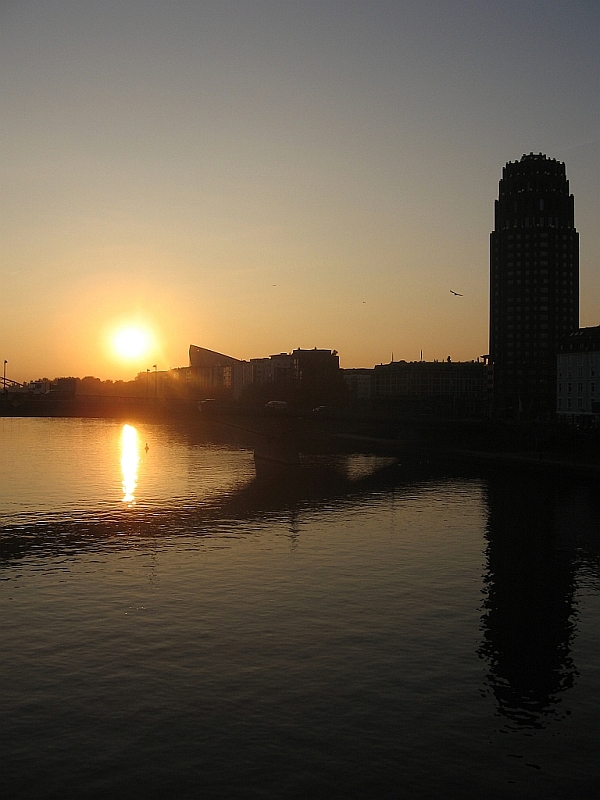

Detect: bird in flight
[450,290,463,296]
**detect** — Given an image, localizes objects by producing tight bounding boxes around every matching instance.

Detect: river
[0,417,598,798]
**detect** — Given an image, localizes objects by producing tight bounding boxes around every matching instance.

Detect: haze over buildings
[1,1,598,383]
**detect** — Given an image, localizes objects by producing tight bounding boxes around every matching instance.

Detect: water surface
[0,418,598,799]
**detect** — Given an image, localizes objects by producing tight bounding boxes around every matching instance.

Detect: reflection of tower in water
[479,473,580,728]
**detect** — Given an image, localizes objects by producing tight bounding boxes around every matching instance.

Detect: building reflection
[479,473,582,728]
[121,424,139,505]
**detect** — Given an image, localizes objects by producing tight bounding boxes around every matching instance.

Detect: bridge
[1,377,24,391]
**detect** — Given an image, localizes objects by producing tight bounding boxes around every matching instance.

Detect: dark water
[0,418,598,799]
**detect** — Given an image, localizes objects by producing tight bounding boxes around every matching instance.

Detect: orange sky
[1,1,598,382]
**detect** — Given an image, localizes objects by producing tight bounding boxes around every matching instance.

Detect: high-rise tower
[490,153,579,416]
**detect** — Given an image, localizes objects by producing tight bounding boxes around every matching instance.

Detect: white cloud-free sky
[1,0,598,380]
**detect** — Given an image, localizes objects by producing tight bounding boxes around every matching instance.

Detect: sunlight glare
[113,326,151,360]
[121,424,139,505]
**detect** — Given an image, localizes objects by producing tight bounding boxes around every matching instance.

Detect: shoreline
[2,399,597,475]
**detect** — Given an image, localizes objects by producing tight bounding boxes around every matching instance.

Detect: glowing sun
[113,326,151,360]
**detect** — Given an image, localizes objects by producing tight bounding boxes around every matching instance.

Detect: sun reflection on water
[121,424,139,505]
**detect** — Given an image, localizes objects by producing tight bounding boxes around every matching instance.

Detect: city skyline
[1,1,598,383]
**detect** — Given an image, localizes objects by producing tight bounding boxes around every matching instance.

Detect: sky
[1,0,598,382]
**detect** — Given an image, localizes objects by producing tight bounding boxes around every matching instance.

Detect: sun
[113,326,151,360]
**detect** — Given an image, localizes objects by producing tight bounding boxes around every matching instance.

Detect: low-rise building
[292,348,339,382]
[243,353,293,386]
[343,369,373,401]
[374,359,486,398]
[242,348,339,387]
[556,326,600,426]
[169,345,245,399]
[240,347,343,407]
[168,345,341,403]
[372,359,487,416]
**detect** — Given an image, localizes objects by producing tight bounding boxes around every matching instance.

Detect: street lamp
[153,364,158,400]
[3,360,6,394]
[146,368,150,399]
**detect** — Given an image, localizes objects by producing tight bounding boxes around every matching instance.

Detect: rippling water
[0,418,598,799]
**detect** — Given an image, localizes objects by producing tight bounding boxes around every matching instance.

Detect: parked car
[265,400,288,411]
[198,399,217,412]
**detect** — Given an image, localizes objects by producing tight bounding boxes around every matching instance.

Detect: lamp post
[3,360,6,394]
[153,364,158,400]
[146,368,150,400]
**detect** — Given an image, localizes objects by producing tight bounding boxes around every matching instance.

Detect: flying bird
[450,290,463,296]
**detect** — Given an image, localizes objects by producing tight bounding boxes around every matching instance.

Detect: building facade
[169,345,244,399]
[556,326,600,426]
[373,360,485,398]
[372,359,486,416]
[167,345,342,404]
[342,368,373,402]
[489,153,579,417]
[243,353,294,386]
[243,349,339,386]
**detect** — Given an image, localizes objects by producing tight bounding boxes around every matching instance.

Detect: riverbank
[2,393,597,473]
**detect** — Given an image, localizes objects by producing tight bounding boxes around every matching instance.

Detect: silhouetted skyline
[1,1,598,382]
